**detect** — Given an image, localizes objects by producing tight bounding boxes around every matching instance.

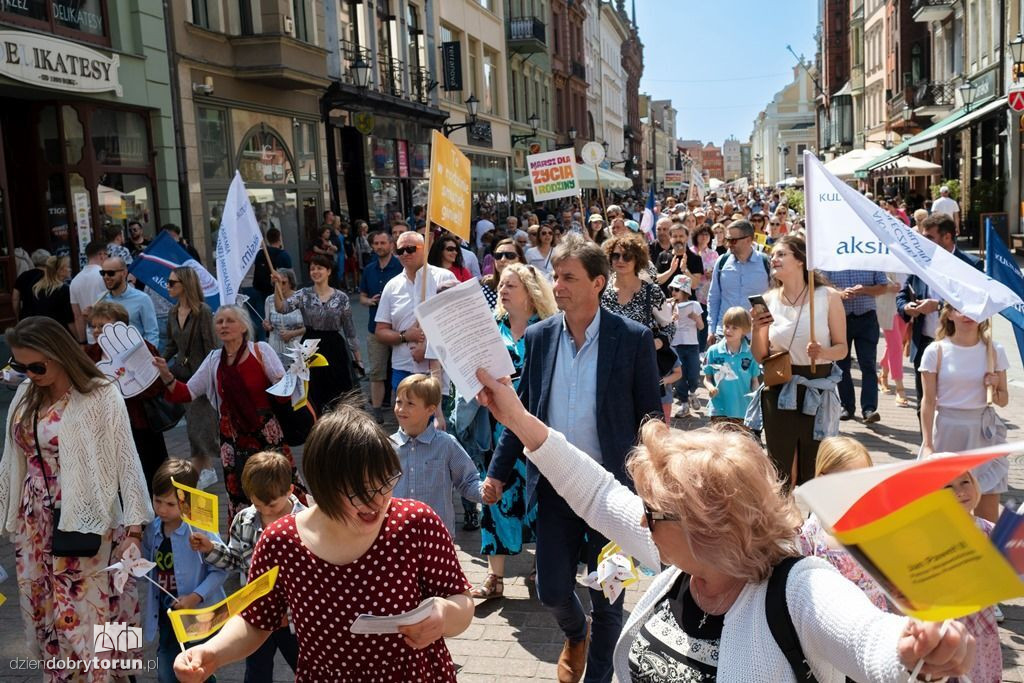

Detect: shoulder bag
[643,284,680,378]
[762,290,806,387]
[33,414,102,558]
[170,310,201,381]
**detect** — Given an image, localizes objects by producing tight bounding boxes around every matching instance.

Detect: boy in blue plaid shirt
[190,451,304,682]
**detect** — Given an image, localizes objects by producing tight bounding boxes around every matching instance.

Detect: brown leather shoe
[556,618,591,683]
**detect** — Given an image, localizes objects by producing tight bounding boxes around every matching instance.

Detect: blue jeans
[673,344,702,398]
[535,480,623,683]
[838,310,880,415]
[390,368,415,396]
[244,626,299,682]
[157,611,179,683]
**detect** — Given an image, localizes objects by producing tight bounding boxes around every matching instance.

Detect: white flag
[215,171,263,306]
[804,152,1021,322]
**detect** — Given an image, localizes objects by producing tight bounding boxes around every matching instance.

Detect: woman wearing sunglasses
[478,238,526,309]
[525,224,558,279]
[174,406,474,682]
[0,317,152,676]
[428,234,473,283]
[472,369,976,682]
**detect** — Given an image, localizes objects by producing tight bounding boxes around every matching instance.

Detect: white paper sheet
[349,597,436,635]
[95,322,160,398]
[414,278,515,398]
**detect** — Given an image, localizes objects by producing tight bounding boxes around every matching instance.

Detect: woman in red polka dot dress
[172,406,475,682]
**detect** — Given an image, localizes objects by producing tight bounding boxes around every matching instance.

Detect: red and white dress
[242,498,472,681]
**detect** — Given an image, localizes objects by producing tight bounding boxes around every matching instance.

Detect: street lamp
[510,112,539,146]
[959,79,977,112]
[568,126,577,142]
[441,95,480,137]
[352,57,372,89]
[1009,32,1024,80]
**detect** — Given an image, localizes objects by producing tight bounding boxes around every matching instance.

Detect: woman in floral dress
[155,305,305,520]
[1,317,152,681]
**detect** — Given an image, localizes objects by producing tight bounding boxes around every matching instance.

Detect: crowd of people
[0,178,1010,682]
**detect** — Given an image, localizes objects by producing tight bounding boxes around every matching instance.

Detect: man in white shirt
[930,185,960,232]
[70,241,109,344]
[474,213,496,252]
[375,231,457,413]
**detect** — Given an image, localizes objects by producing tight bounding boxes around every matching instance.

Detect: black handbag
[643,285,681,378]
[33,415,102,558]
[142,395,186,433]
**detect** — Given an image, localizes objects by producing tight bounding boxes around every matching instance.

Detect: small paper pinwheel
[580,542,639,603]
[266,338,328,410]
[103,544,157,595]
[711,362,739,385]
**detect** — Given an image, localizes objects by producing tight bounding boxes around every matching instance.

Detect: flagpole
[803,149,817,373]
[594,165,607,216]
[421,221,433,303]
[576,192,587,235]
[808,274,816,373]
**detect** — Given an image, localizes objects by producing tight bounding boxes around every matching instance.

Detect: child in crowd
[796,437,888,610]
[390,374,484,533]
[143,459,227,683]
[703,306,760,425]
[669,274,704,415]
[190,451,304,682]
[946,469,1002,682]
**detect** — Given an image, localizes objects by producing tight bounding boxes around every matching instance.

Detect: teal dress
[480,315,539,556]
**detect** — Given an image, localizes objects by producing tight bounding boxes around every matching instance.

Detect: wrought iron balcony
[911,0,954,22]
[913,80,955,109]
[339,39,373,88]
[409,66,435,105]
[508,17,546,54]
[378,55,405,97]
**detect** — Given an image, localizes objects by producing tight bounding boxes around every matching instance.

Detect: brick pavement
[0,330,1022,680]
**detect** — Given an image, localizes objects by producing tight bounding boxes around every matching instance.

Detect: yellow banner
[426,130,472,241]
[171,477,219,535]
[835,489,1024,621]
[169,566,279,643]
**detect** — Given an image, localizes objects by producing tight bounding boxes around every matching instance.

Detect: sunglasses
[770,221,781,226]
[100,269,125,277]
[540,231,553,236]
[168,278,181,285]
[725,235,749,244]
[8,357,48,375]
[394,246,420,255]
[345,472,402,506]
[643,501,679,531]
[494,252,519,260]
[609,252,633,262]
[443,246,459,252]
[752,216,765,221]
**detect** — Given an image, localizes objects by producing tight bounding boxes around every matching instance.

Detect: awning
[513,163,634,192]
[907,98,1006,153]
[824,148,882,180]
[869,154,942,177]
[853,97,1000,178]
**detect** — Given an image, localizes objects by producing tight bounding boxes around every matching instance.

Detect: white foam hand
[95,322,155,397]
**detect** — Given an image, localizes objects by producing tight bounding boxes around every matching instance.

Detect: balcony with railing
[508,17,546,54]
[912,80,955,110]
[570,60,586,80]
[911,0,954,22]
[378,54,405,97]
[339,39,372,88]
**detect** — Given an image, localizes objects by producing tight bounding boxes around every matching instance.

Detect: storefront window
[91,109,148,166]
[370,137,397,177]
[411,179,429,210]
[1,0,47,22]
[248,188,299,258]
[294,121,317,182]
[197,107,230,181]
[370,178,400,226]
[38,106,61,165]
[54,0,105,37]
[238,129,293,184]
[1,0,108,43]
[62,106,84,166]
[410,143,429,178]
[45,174,70,258]
[97,173,154,237]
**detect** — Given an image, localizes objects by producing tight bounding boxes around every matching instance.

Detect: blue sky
[635,0,819,147]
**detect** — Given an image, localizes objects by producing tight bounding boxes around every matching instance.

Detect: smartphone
[748,295,769,316]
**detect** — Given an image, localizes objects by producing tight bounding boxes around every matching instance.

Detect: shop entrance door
[0,117,14,328]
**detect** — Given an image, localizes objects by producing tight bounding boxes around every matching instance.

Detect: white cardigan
[0,381,153,535]
[525,430,910,682]
[182,341,284,414]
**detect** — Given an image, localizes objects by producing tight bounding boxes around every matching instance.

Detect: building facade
[722,136,741,180]
[0,0,179,324]
[620,1,642,187]
[749,64,817,185]
[507,0,556,188]
[701,142,724,180]
[739,142,752,179]
[551,0,587,154]
[863,0,888,148]
[816,0,852,158]
[598,1,630,164]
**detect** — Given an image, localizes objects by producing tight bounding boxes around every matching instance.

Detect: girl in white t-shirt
[919,304,1009,522]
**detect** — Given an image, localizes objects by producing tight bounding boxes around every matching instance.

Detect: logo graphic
[93,623,142,654]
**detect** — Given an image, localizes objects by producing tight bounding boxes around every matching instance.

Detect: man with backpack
[707,219,771,344]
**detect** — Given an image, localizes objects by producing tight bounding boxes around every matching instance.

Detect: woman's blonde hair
[814,436,872,478]
[214,304,254,342]
[6,317,107,440]
[627,421,801,583]
[936,303,991,344]
[494,263,558,320]
[170,266,205,313]
[32,255,68,297]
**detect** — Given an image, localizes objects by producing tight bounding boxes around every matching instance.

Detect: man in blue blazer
[484,235,662,683]
[895,212,982,418]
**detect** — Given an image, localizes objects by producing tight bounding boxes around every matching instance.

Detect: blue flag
[129,231,221,310]
[984,221,1024,369]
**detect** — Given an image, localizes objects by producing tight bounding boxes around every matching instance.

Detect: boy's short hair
[89,301,130,325]
[722,306,752,332]
[241,451,293,503]
[396,373,441,408]
[152,458,198,497]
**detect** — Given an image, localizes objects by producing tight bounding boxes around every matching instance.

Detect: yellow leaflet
[169,566,279,643]
[835,489,1024,621]
[0,592,6,607]
[754,232,767,246]
[171,477,219,535]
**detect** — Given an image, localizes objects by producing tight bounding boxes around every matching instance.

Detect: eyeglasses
[8,358,48,375]
[443,246,459,253]
[99,269,125,277]
[540,231,553,236]
[167,279,181,285]
[345,472,402,506]
[609,252,633,262]
[770,221,781,226]
[394,246,420,256]
[724,235,749,244]
[494,252,519,260]
[643,501,679,531]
